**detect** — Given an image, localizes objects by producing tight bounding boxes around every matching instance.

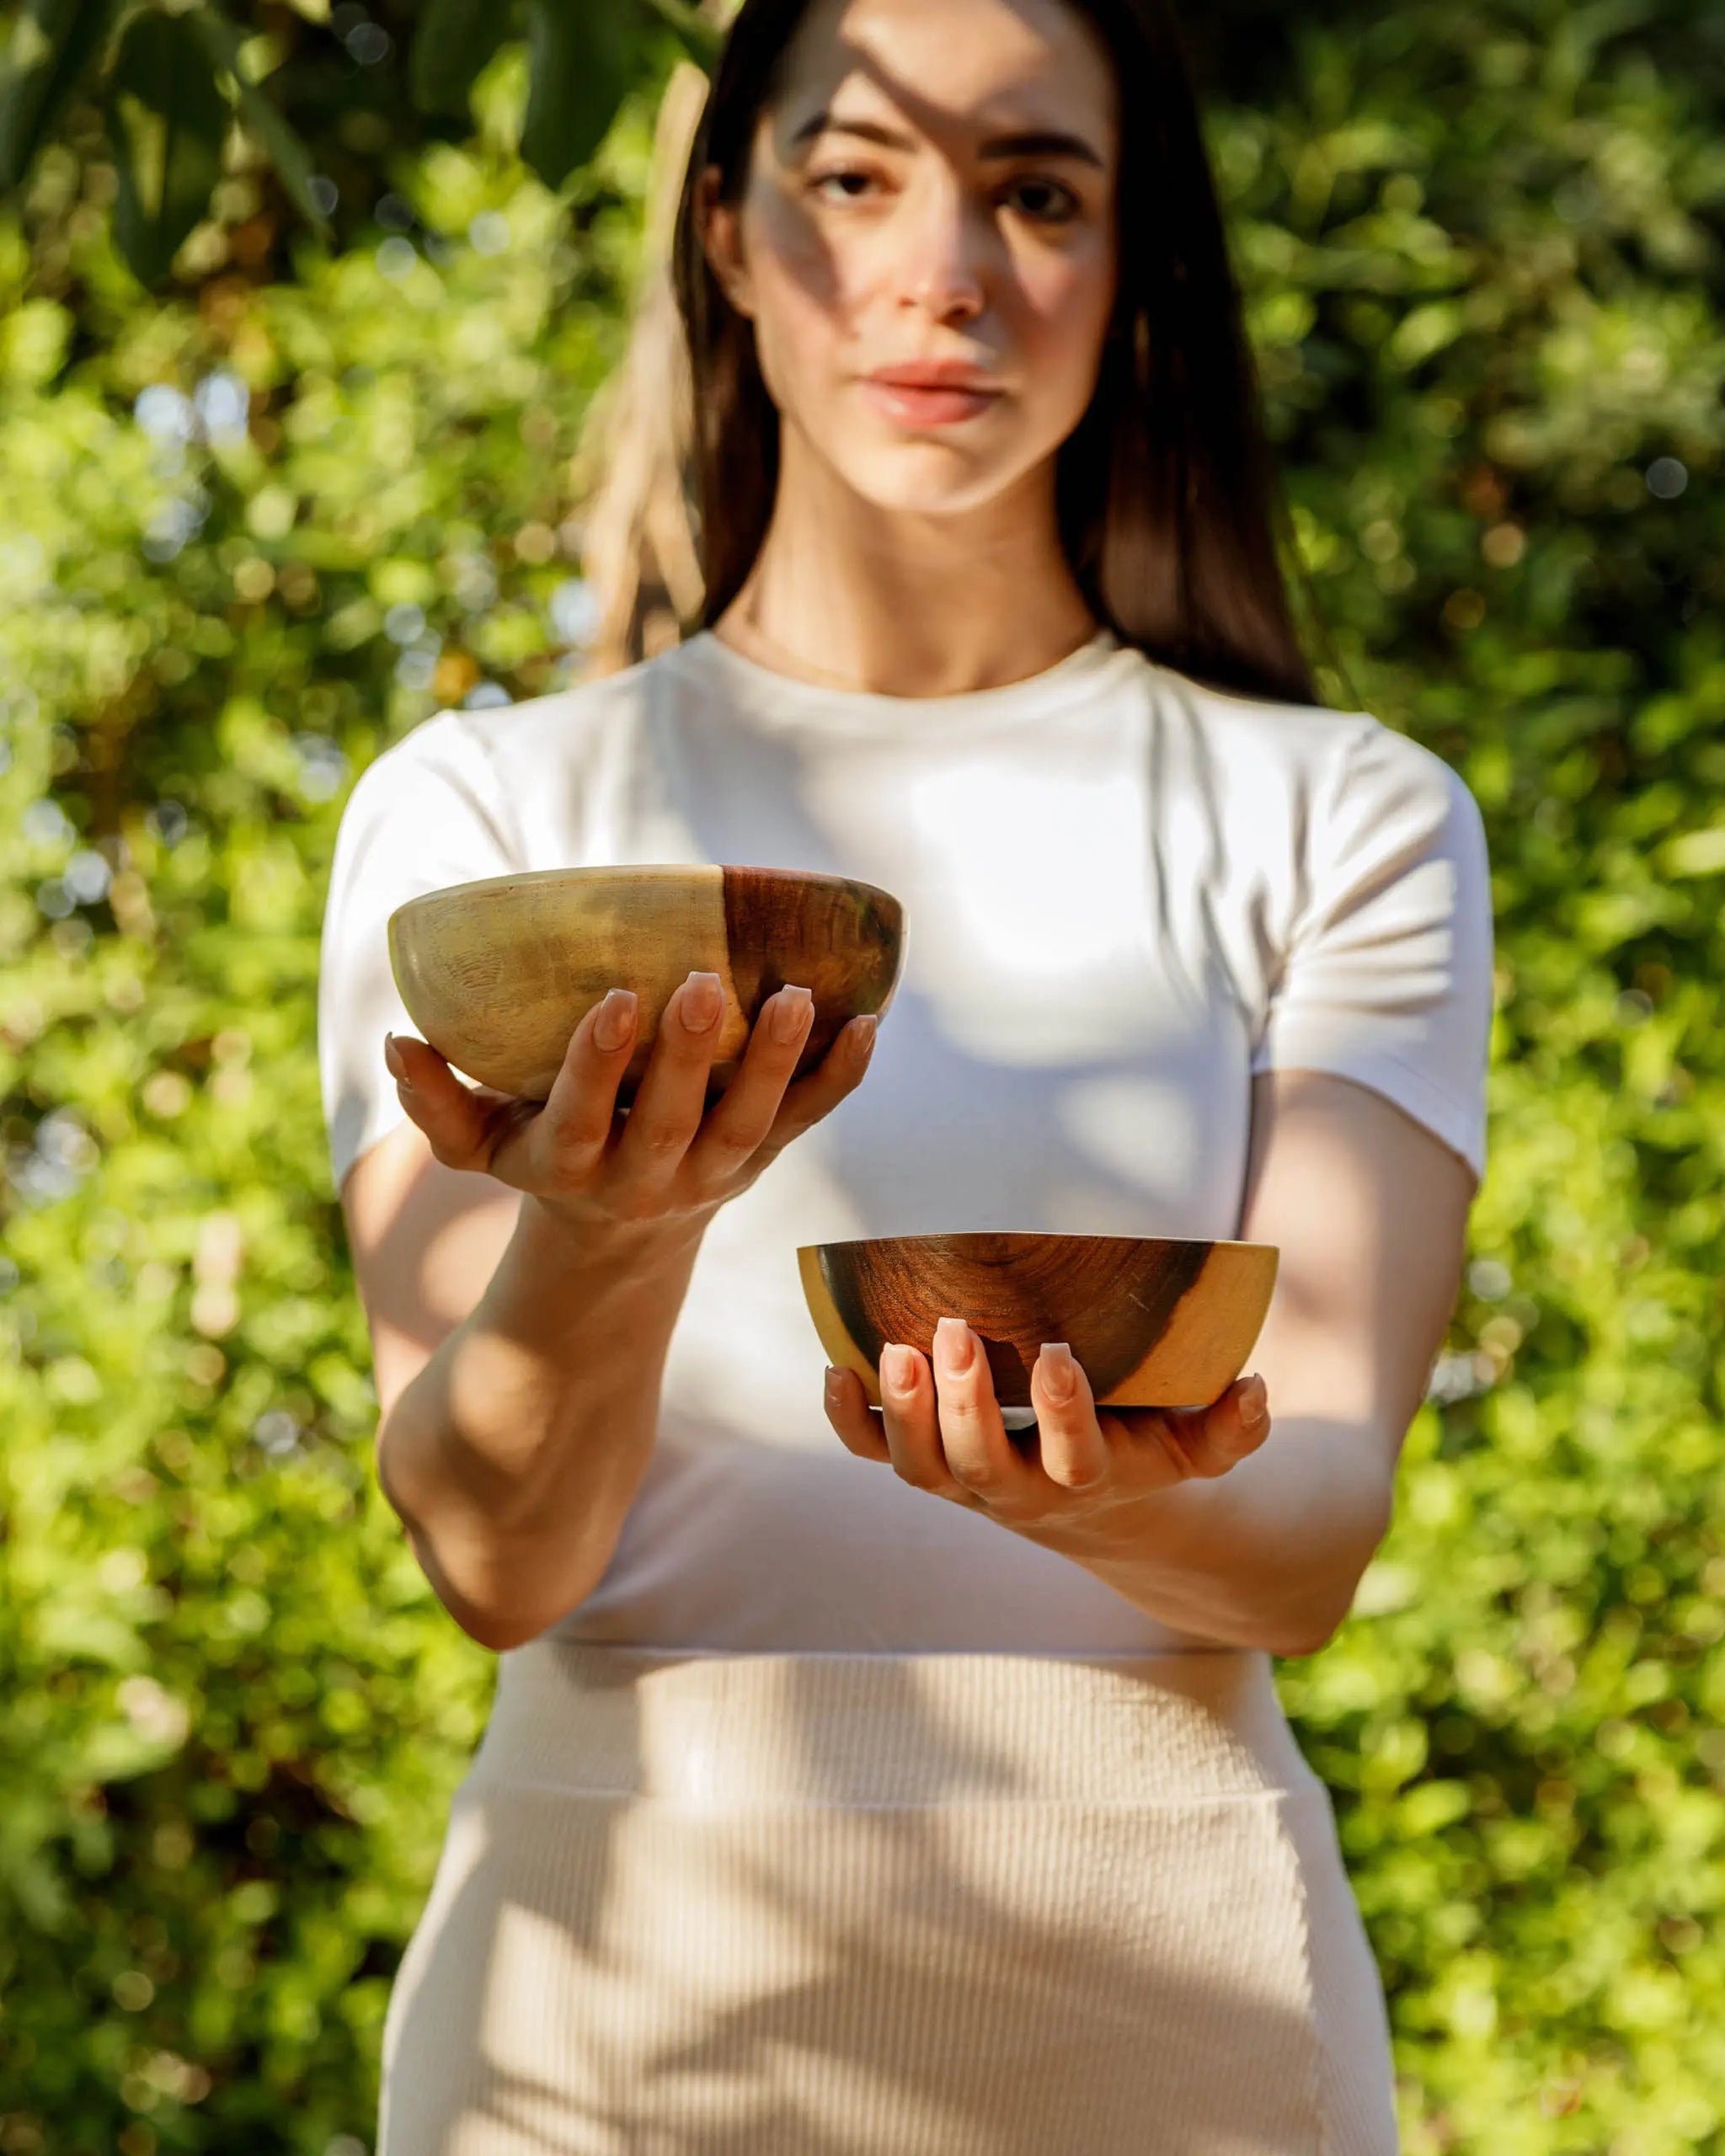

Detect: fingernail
[384,1033,410,1086]
[594,988,637,1051]
[1239,1373,1268,1429]
[772,984,814,1044]
[935,1316,975,1374]
[881,1343,916,1391]
[824,1364,846,1397]
[681,970,722,1031]
[1039,1342,1076,1403]
[850,1012,878,1054]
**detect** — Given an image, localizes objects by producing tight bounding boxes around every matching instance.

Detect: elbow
[1178,1588,1358,1661]
[1259,1606,1350,1661]
[457,1609,550,1654]
[382,1487,600,1654]
[1242,1577,1360,1660]
[428,1548,603,1654]
[373,1414,606,1651]
[1264,1563,1385,1659]
[1263,1495,1397,1661]
[433,1572,589,1655]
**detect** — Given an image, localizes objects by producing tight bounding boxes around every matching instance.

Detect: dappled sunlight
[378,1640,1362,2151]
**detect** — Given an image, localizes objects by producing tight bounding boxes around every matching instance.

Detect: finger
[385,1033,500,1172]
[877,1342,973,1502]
[1161,1374,1271,1480]
[931,1319,1034,1510]
[752,1013,879,1166]
[609,970,726,1192]
[823,1364,892,1463]
[535,988,637,1163]
[685,984,815,1187]
[1030,1342,1111,1493]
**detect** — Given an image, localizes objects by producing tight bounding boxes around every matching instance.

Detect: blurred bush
[0,64,653,2153]
[0,3,1721,2152]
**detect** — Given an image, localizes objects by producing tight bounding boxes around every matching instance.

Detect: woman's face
[699,0,1121,519]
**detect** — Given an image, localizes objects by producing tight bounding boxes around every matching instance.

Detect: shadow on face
[697,0,1123,520]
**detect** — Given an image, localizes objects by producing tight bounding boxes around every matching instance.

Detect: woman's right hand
[381,969,876,1238]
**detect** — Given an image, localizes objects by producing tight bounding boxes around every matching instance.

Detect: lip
[867,361,1001,391]
[862,366,1003,430]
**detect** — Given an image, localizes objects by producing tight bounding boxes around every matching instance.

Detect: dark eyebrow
[790,110,1107,171]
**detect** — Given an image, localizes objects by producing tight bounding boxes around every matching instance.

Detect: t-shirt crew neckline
[671,623,1136,741]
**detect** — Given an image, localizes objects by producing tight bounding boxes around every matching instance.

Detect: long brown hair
[663,0,1326,706]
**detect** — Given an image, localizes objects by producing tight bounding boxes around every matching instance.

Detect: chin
[826,450,1028,520]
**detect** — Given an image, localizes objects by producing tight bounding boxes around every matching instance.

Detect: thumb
[1156,1374,1269,1481]
[385,1032,514,1173]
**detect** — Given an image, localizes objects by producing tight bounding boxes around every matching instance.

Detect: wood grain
[797,1232,1279,1411]
[388,864,904,1102]
[724,869,905,1078]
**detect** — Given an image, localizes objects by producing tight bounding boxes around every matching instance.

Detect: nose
[894,172,985,323]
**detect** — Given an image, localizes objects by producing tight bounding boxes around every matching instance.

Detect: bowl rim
[390,862,903,927]
[796,1231,1276,1256]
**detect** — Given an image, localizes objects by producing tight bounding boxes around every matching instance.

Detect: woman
[318,0,1494,2146]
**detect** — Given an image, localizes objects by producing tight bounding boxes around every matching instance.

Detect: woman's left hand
[822,1319,1271,1554]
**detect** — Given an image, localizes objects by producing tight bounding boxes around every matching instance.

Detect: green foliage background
[2,5,1722,2151]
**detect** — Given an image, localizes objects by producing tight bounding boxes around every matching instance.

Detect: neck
[712,424,1100,697]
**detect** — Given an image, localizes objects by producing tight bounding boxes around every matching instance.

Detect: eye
[809,166,883,203]
[1004,176,1081,224]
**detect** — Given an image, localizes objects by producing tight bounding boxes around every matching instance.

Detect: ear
[696,164,756,320]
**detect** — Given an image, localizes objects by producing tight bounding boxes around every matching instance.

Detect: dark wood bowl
[798,1231,1278,1412]
[388,864,904,1104]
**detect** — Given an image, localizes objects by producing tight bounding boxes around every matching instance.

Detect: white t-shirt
[318,626,1493,1655]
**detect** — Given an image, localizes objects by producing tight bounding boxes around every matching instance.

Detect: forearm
[1052,1419,1397,1657]
[377,1196,708,1648]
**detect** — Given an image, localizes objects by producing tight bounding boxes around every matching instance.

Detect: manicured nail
[383,1033,410,1085]
[935,1316,975,1374]
[681,970,722,1031]
[594,988,637,1051]
[881,1343,916,1391]
[1238,1373,1268,1429]
[1039,1342,1076,1403]
[772,984,814,1044]
[850,1013,878,1055]
[824,1364,846,1397]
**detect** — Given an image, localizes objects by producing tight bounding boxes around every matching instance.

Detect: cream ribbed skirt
[378,1641,1397,2153]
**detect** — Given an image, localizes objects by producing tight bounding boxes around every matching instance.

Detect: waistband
[467,1641,1319,1807]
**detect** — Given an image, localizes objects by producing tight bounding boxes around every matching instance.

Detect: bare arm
[350,1152,707,1652]
[343,971,876,1652]
[1057,1070,1478,1655]
[824,1067,1477,1658]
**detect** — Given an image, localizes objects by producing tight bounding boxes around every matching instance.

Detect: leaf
[638,0,722,70]
[187,0,332,241]
[409,0,520,117]
[0,0,121,194]
[517,0,637,193]
[101,8,228,287]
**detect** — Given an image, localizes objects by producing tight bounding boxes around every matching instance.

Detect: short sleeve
[1247,718,1494,1182]
[318,709,520,1193]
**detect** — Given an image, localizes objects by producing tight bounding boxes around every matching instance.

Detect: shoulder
[333,700,499,839]
[418,646,681,769]
[425,642,708,785]
[347,643,697,819]
[1145,656,1483,844]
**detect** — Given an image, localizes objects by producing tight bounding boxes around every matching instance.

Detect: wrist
[515,1191,711,1286]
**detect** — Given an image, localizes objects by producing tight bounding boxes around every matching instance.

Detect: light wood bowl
[388,865,905,1104]
[798,1231,1278,1412]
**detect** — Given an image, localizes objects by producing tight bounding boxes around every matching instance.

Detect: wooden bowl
[798,1231,1278,1412]
[388,864,904,1104]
